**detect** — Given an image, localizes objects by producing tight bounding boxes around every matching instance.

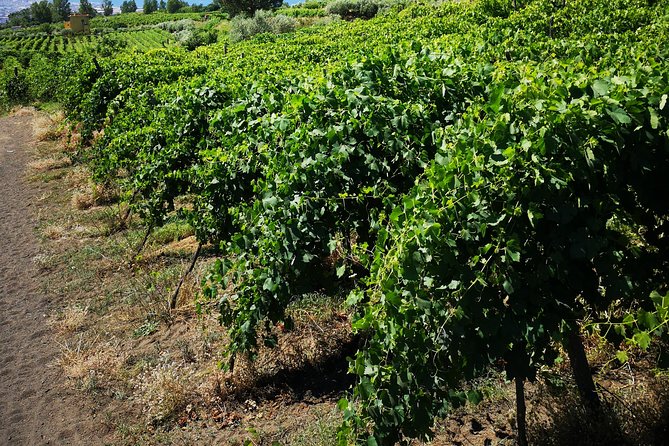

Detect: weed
[135,362,196,424]
[133,319,159,338]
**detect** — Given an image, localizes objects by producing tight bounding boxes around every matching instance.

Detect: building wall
[65,15,90,33]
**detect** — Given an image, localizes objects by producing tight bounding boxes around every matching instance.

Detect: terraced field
[0,28,172,55]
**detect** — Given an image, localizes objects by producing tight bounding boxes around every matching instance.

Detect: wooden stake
[516,376,528,446]
[169,242,202,309]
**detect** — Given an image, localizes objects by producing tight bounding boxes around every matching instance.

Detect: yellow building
[64,14,90,33]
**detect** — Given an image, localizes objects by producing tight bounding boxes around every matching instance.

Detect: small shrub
[155,18,196,32]
[228,9,297,42]
[270,13,298,33]
[135,362,196,424]
[182,28,218,50]
[324,0,380,19]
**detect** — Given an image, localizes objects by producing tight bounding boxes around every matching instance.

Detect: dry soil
[0,110,102,446]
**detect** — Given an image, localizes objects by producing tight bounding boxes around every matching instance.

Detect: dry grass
[134,361,198,424]
[141,236,199,263]
[58,337,126,385]
[28,156,72,172]
[92,182,120,205]
[528,373,669,446]
[71,190,95,210]
[53,305,89,333]
[71,181,120,211]
[42,223,67,240]
[65,165,90,189]
[32,109,65,141]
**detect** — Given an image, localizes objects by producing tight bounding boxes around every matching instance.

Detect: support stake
[516,376,528,446]
[169,242,202,309]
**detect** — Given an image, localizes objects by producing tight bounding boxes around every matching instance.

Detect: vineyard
[0,28,173,55]
[2,0,669,444]
[90,11,208,28]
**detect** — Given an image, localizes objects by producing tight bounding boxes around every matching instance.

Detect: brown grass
[32,109,65,141]
[58,337,126,385]
[53,305,89,333]
[42,223,67,240]
[28,156,72,172]
[141,236,199,263]
[135,362,198,424]
[71,190,95,210]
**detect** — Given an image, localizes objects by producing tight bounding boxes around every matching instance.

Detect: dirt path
[0,110,101,446]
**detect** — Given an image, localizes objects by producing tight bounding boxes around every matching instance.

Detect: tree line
[4,0,222,27]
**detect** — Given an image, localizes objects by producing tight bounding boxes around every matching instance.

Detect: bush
[220,0,282,16]
[228,9,297,42]
[269,13,298,33]
[324,0,380,19]
[155,18,196,31]
[174,27,218,50]
[302,0,326,8]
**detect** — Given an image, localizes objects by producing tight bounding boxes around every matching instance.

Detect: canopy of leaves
[102,0,113,16]
[144,0,159,13]
[52,0,71,21]
[4,0,668,443]
[78,0,97,16]
[120,0,138,13]
[220,0,282,16]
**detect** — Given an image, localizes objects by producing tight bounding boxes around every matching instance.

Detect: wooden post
[169,243,202,309]
[516,376,528,446]
[565,328,602,410]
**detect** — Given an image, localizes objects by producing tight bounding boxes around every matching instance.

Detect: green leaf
[607,107,631,124]
[336,264,346,278]
[632,331,651,350]
[503,279,514,295]
[506,249,520,262]
[466,390,483,404]
[337,398,349,411]
[649,107,660,130]
[592,79,610,97]
[615,350,629,364]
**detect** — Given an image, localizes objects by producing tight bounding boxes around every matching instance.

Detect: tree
[120,0,138,12]
[30,0,53,23]
[7,8,33,27]
[159,0,166,10]
[102,0,113,15]
[78,0,97,16]
[166,0,186,13]
[144,0,158,13]
[219,0,282,16]
[51,0,71,21]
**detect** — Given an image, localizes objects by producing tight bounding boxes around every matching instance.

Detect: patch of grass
[135,362,197,424]
[133,319,160,338]
[288,407,340,446]
[36,169,68,182]
[53,305,89,333]
[151,220,195,245]
[28,155,71,172]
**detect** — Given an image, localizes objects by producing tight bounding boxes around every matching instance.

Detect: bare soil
[0,109,105,446]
